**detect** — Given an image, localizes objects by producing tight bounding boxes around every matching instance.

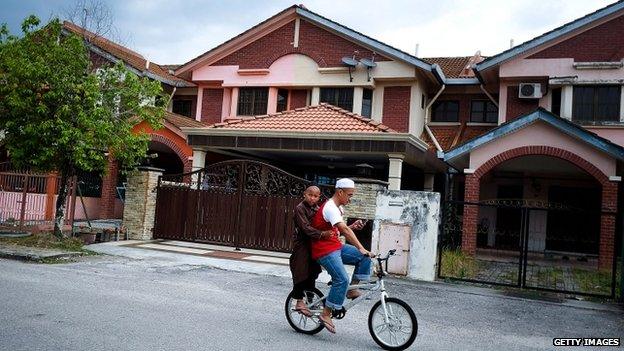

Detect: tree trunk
[53,168,72,238]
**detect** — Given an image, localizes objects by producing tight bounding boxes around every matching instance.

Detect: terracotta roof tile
[208,103,396,133]
[62,22,192,86]
[164,111,207,128]
[423,53,486,78]
[421,124,496,150]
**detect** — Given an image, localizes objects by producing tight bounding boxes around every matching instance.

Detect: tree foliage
[0,16,165,236]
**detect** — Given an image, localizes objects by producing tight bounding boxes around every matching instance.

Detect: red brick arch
[474,146,610,187]
[150,134,192,174]
[462,145,618,269]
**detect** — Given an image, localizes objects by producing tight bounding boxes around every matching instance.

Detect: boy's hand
[321,230,334,239]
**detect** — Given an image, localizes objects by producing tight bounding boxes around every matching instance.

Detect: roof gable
[176,5,439,79]
[205,103,396,133]
[476,1,624,72]
[444,108,624,161]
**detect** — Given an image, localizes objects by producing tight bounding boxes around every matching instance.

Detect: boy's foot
[294,299,312,317]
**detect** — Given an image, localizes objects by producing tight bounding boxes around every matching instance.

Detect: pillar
[311,87,320,106]
[352,87,363,115]
[461,173,479,255]
[267,87,278,114]
[100,157,119,219]
[44,172,57,221]
[387,154,404,191]
[599,181,618,270]
[191,149,206,187]
[195,87,203,122]
[230,87,239,118]
[122,167,163,240]
[560,85,573,120]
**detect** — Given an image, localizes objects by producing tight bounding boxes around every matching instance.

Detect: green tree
[0,16,165,238]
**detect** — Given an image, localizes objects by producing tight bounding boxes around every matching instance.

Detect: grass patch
[440,249,480,279]
[0,232,94,254]
[572,267,616,295]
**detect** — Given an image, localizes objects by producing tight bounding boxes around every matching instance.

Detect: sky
[0,0,616,65]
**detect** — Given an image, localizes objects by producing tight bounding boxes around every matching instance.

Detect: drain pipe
[480,84,498,108]
[424,84,446,153]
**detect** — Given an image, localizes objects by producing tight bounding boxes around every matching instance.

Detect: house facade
[169,3,624,270]
[1,3,622,273]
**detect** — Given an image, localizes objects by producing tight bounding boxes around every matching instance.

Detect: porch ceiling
[491,155,593,179]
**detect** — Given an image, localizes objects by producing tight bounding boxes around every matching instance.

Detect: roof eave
[180,128,430,152]
[444,108,624,162]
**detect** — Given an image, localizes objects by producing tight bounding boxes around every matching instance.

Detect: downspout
[424,84,446,153]
[480,84,498,108]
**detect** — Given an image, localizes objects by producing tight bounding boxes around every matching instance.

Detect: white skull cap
[335,178,355,189]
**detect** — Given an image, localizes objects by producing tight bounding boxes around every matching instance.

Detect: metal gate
[153,160,331,252]
[438,200,620,298]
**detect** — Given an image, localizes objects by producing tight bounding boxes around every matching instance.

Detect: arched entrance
[145,134,192,175]
[440,146,618,297]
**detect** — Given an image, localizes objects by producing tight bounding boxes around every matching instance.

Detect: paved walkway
[88,240,349,283]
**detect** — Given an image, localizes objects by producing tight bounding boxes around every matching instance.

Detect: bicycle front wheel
[368,297,417,350]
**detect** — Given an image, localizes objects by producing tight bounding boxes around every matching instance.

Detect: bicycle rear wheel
[284,288,325,335]
[368,297,417,350]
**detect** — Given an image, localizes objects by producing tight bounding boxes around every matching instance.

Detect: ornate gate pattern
[153,160,332,252]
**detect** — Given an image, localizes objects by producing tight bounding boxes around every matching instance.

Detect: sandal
[318,315,336,334]
[294,306,312,317]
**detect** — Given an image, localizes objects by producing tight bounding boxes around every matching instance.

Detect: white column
[387,154,404,191]
[195,87,204,122]
[230,87,239,118]
[267,87,278,114]
[620,85,624,122]
[221,88,232,121]
[371,86,384,122]
[311,87,320,106]
[191,149,207,185]
[424,173,434,192]
[561,85,573,120]
[353,87,363,115]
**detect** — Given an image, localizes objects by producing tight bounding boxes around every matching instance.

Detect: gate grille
[153,160,332,252]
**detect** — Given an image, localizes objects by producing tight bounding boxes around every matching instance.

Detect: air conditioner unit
[518,83,543,99]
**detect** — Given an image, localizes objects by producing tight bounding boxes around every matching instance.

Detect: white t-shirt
[322,198,344,226]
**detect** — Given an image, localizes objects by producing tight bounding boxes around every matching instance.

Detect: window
[431,101,459,122]
[172,99,193,117]
[361,89,373,117]
[237,87,269,116]
[320,87,354,111]
[551,88,562,117]
[276,89,289,112]
[470,100,498,123]
[572,86,621,122]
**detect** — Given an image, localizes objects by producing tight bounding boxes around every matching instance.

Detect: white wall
[372,190,440,281]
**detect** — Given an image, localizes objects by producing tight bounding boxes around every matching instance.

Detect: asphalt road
[0,256,622,351]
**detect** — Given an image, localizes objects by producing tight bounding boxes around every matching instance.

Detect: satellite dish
[359,58,377,68]
[341,56,358,67]
[341,56,358,82]
[360,57,376,81]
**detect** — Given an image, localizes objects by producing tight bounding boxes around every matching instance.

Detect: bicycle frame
[306,276,391,323]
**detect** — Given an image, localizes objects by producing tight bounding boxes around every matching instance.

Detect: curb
[0,250,83,263]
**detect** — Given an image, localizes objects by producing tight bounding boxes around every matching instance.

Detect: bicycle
[285,249,418,351]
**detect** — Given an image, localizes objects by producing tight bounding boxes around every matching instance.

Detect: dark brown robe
[289,201,323,284]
